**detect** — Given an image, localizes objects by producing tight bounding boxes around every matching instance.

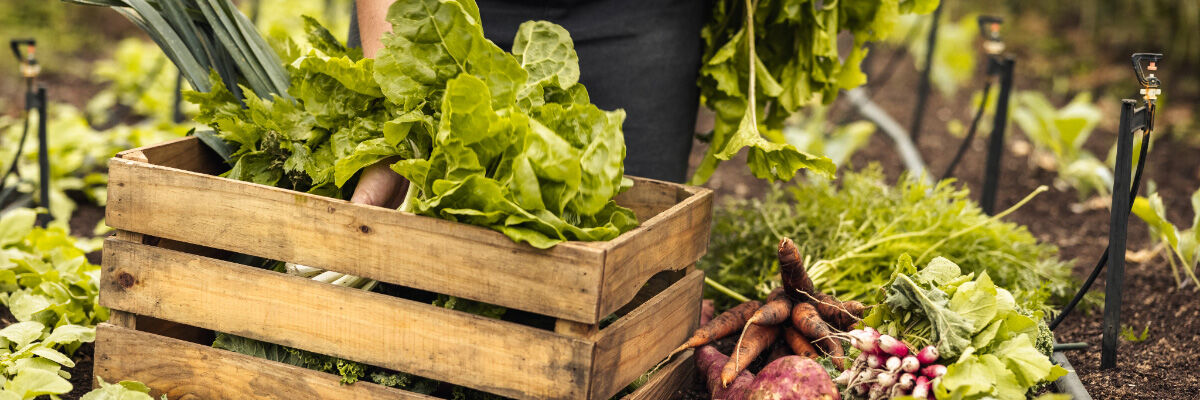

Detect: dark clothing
[351,0,706,182]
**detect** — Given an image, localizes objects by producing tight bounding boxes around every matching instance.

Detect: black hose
[941,82,993,181]
[0,81,36,205]
[1049,130,1152,331]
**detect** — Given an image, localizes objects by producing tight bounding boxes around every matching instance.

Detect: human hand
[350,159,408,208]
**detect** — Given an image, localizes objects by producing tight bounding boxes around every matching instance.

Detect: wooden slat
[94,324,434,400]
[100,238,593,399]
[116,136,226,175]
[622,350,697,400]
[611,179,683,226]
[589,270,703,399]
[597,186,712,318]
[105,156,608,323]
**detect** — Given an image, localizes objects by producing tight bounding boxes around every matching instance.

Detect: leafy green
[0,209,107,329]
[1012,91,1114,199]
[865,257,1067,399]
[691,0,937,184]
[81,377,162,400]
[1131,188,1200,288]
[781,106,875,168]
[699,167,1076,315]
[188,3,637,249]
[886,13,979,96]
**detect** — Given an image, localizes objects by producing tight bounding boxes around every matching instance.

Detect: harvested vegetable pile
[188,0,637,249]
[681,238,863,399]
[853,255,1066,399]
[700,167,1076,316]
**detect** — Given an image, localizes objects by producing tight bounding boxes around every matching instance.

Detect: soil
[676,46,1200,399]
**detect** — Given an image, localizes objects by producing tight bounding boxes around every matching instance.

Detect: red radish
[901,355,920,373]
[915,345,939,364]
[912,376,931,399]
[921,364,947,379]
[878,335,908,357]
[897,372,915,390]
[876,371,896,387]
[867,353,883,369]
[833,369,855,386]
[885,356,901,371]
[848,329,880,354]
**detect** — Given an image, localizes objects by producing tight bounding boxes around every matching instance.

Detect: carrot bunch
[678,238,869,391]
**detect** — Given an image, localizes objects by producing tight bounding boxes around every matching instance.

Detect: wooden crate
[96,137,712,399]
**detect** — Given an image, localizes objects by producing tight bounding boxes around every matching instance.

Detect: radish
[915,345,939,364]
[876,371,895,387]
[848,328,880,354]
[878,334,908,357]
[885,356,901,371]
[911,376,931,399]
[833,368,856,386]
[921,364,947,379]
[897,372,915,390]
[867,353,884,369]
[901,355,920,373]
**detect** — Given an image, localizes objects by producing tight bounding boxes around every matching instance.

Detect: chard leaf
[993,334,1065,387]
[885,273,973,358]
[949,272,999,333]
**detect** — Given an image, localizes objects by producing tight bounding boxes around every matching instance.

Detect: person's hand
[350,159,408,208]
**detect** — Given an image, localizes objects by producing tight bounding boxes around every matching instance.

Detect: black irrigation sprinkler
[1048,53,1163,371]
[939,16,1014,216]
[1,39,51,227]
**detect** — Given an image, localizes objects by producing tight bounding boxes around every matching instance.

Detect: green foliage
[863,256,1067,399]
[81,377,162,400]
[1130,189,1200,288]
[0,209,106,329]
[1120,323,1151,343]
[782,107,876,168]
[189,3,637,249]
[1012,91,1115,200]
[886,13,979,96]
[699,167,1075,315]
[88,38,198,124]
[691,0,938,184]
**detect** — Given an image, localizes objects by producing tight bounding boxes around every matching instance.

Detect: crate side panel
[105,157,605,323]
[94,324,434,399]
[621,349,697,400]
[589,270,703,399]
[598,186,712,318]
[100,239,593,399]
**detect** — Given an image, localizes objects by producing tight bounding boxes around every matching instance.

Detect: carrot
[783,326,820,360]
[671,300,762,354]
[811,292,865,331]
[722,323,781,386]
[746,293,792,326]
[792,302,845,369]
[778,238,815,302]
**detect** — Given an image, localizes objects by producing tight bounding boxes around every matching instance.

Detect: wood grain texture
[589,270,703,399]
[621,349,697,400]
[94,324,434,400]
[105,139,713,324]
[106,155,607,323]
[597,185,712,318]
[99,238,593,399]
[116,136,226,175]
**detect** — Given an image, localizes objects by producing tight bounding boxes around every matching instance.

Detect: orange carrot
[792,302,845,369]
[783,326,820,360]
[747,294,792,326]
[672,300,762,354]
[811,292,865,331]
[721,323,781,386]
[778,238,815,302]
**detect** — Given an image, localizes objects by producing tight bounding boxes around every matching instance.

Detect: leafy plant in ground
[1130,188,1200,289]
[691,0,938,184]
[80,378,163,400]
[699,167,1075,316]
[1011,91,1117,200]
[1120,323,1151,343]
[862,256,1066,399]
[884,13,979,96]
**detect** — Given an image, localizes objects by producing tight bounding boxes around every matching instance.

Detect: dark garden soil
[676,47,1200,399]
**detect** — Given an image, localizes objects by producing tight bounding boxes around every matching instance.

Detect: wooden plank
[597,186,712,318]
[622,349,696,400]
[589,270,703,399]
[106,310,136,329]
[94,324,434,400]
[99,239,593,400]
[105,156,608,323]
[555,319,598,340]
[116,136,226,175]
[612,178,684,225]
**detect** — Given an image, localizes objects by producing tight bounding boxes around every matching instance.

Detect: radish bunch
[832,327,946,399]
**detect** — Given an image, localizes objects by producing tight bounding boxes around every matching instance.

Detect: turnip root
[745,356,840,400]
[697,346,754,399]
